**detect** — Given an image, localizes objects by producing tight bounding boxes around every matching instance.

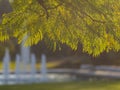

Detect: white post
[40,54,47,81]
[15,54,21,83]
[3,48,10,84]
[31,53,36,82]
[21,36,30,74]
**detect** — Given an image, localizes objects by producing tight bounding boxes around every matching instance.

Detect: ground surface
[0,80,120,90]
[0,56,82,71]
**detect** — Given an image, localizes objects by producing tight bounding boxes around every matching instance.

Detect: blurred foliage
[0,0,120,56]
[0,38,18,60]
[0,0,12,17]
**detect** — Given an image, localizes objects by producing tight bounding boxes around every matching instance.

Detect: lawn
[0,80,120,90]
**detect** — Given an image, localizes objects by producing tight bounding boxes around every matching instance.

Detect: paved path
[47,68,120,79]
[1,68,120,79]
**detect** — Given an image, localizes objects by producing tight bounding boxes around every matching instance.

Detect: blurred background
[1,1,120,90]
[1,0,120,69]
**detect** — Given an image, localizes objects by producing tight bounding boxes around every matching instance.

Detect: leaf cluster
[1,0,120,56]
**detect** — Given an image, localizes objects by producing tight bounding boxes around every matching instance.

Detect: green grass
[0,80,120,90]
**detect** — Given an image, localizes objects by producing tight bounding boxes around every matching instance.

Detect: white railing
[1,48,47,84]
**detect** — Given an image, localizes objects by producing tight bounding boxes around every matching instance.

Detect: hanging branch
[37,0,63,19]
[37,0,49,19]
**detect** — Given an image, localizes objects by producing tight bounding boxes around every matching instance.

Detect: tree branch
[37,0,63,19]
[37,0,49,19]
[46,3,63,10]
[83,12,106,23]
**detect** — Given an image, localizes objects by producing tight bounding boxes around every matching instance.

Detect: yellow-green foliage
[1,0,120,56]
